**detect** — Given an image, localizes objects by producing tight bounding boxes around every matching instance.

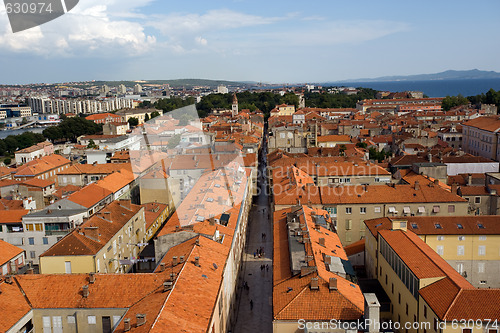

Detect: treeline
[0,131,46,156]
[304,88,378,109]
[196,91,300,118]
[442,88,500,111]
[42,117,102,142]
[154,97,196,112]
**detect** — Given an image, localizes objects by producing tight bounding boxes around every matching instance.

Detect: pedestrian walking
[253,252,256,258]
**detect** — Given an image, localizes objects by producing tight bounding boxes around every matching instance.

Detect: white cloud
[0,0,156,57]
[195,36,208,46]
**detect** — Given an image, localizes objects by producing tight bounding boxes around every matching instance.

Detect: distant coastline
[326,78,500,98]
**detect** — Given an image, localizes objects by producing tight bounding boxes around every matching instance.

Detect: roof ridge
[274,278,310,319]
[442,287,463,320]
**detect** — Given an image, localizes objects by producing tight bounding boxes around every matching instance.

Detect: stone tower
[232,93,238,117]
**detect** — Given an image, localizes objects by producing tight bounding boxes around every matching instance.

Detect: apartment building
[13,154,71,182]
[272,172,469,245]
[57,163,133,187]
[270,157,391,186]
[39,200,146,274]
[114,108,163,125]
[15,141,54,165]
[365,216,500,288]
[462,116,500,161]
[46,183,113,217]
[316,134,351,148]
[364,220,500,333]
[268,124,307,153]
[0,239,25,276]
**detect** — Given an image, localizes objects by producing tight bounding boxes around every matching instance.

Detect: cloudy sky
[0,0,499,84]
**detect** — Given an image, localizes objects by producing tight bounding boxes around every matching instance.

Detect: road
[233,135,273,333]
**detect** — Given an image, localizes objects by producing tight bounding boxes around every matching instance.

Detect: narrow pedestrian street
[233,136,273,333]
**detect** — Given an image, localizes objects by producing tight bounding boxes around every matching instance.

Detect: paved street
[233,138,273,333]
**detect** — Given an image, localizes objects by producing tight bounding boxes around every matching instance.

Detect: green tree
[21,117,28,125]
[42,117,102,142]
[3,157,11,165]
[87,139,97,149]
[441,94,469,111]
[128,117,139,127]
[145,113,150,122]
[150,111,161,119]
[356,142,367,149]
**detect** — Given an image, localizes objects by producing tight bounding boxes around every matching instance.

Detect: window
[433,205,440,213]
[478,263,485,273]
[30,251,36,259]
[424,305,427,318]
[398,292,401,304]
[345,220,352,230]
[67,315,76,324]
[26,224,34,231]
[457,263,464,274]
[345,207,352,214]
[52,316,62,333]
[448,205,455,213]
[458,236,465,241]
[88,316,96,324]
[385,274,388,285]
[43,316,51,333]
[374,206,381,213]
[28,237,35,245]
[360,207,366,214]
[113,316,122,326]
[463,329,472,333]
[43,237,48,245]
[457,246,465,256]
[479,236,487,241]
[406,303,408,315]
[475,197,481,204]
[437,245,444,256]
[403,206,411,214]
[35,224,43,231]
[478,245,486,256]
[437,236,444,241]
[391,283,394,294]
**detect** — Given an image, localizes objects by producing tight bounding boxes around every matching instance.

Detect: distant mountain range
[336,69,500,83]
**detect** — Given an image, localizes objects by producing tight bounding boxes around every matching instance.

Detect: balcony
[45,229,70,236]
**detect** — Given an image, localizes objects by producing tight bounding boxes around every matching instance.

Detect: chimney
[179,256,185,263]
[123,318,131,332]
[136,314,146,327]
[89,272,96,284]
[163,281,173,292]
[434,179,439,186]
[414,180,420,191]
[468,173,472,186]
[170,272,176,281]
[314,224,321,231]
[82,285,89,298]
[428,153,432,163]
[84,227,99,242]
[5,275,13,284]
[325,256,332,265]
[194,256,200,267]
[451,183,458,195]
[195,238,200,246]
[319,237,326,247]
[209,217,215,225]
[300,266,316,277]
[310,277,319,290]
[364,293,381,333]
[159,263,165,272]
[329,277,338,290]
[172,256,178,266]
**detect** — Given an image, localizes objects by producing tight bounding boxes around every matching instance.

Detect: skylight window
[478,223,485,229]
[457,224,463,229]
[411,223,418,229]
[434,223,442,229]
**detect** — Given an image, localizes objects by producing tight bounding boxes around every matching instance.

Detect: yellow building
[364,219,500,333]
[365,216,500,288]
[39,200,146,274]
[142,202,170,241]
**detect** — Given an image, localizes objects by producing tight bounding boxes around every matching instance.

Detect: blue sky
[0,0,499,84]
